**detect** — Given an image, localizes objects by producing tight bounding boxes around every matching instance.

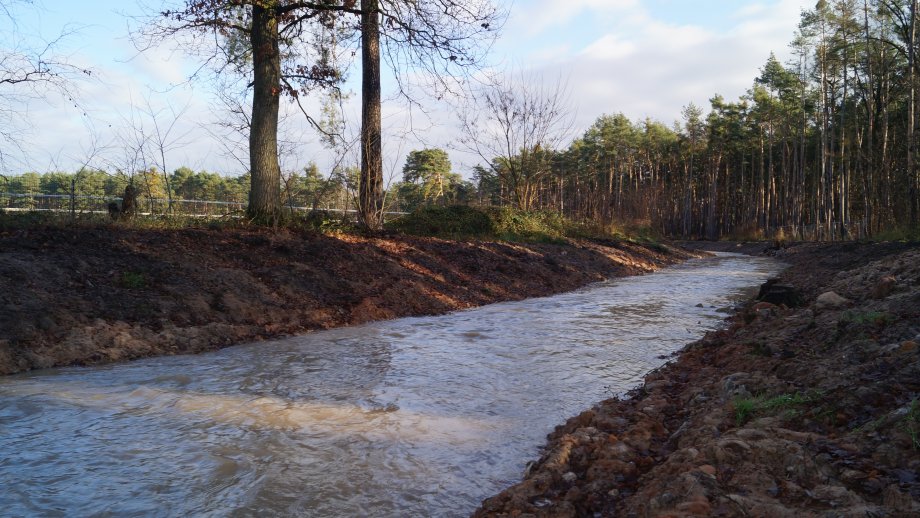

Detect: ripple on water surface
[0,253,782,516]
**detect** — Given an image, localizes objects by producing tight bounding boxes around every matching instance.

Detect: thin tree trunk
[911,0,920,226]
[864,0,875,235]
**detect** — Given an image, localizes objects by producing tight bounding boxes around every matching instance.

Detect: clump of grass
[734,391,821,426]
[839,310,893,326]
[734,398,757,426]
[120,271,147,289]
[902,399,920,450]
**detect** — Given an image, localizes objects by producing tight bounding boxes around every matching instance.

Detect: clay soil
[476,241,920,517]
[0,226,694,375]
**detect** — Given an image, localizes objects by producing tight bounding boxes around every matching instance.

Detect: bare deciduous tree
[1,0,92,170]
[460,71,574,211]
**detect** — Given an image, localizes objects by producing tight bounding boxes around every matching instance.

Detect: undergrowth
[0,205,660,245]
[872,224,920,242]
[386,205,660,244]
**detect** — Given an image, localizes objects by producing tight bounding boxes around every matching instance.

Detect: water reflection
[0,253,781,517]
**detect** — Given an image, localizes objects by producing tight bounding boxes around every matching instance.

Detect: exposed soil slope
[476,241,920,517]
[0,227,693,375]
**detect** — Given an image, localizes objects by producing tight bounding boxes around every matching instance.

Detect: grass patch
[734,391,821,426]
[119,271,147,289]
[902,399,920,450]
[734,398,757,426]
[839,310,893,326]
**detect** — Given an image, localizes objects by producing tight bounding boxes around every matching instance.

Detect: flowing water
[0,253,781,517]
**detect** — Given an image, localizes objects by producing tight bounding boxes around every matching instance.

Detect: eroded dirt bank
[0,227,694,375]
[476,241,920,517]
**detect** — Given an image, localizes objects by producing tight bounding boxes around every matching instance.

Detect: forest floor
[476,240,920,517]
[0,226,695,375]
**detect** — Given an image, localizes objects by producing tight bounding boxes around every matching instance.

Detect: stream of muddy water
[0,253,781,516]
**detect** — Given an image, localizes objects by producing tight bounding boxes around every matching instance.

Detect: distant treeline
[0,165,356,213]
[0,162,476,214]
[1,168,247,203]
[467,1,920,240]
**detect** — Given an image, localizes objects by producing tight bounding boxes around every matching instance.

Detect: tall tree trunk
[840,38,850,239]
[911,0,920,226]
[820,31,832,239]
[863,0,875,235]
[248,3,283,224]
[360,0,384,229]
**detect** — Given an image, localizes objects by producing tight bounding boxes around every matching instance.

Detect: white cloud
[514,0,640,36]
[519,0,806,134]
[581,35,637,60]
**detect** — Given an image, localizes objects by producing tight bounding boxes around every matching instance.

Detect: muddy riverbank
[476,241,920,517]
[0,227,695,375]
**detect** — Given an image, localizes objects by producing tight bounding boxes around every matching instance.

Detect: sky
[1,0,808,179]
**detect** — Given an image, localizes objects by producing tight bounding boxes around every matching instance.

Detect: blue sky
[2,0,806,176]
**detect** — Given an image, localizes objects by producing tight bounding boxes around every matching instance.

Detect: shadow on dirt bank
[0,227,695,375]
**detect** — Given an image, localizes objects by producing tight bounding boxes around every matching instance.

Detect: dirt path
[0,227,695,375]
[476,241,920,517]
